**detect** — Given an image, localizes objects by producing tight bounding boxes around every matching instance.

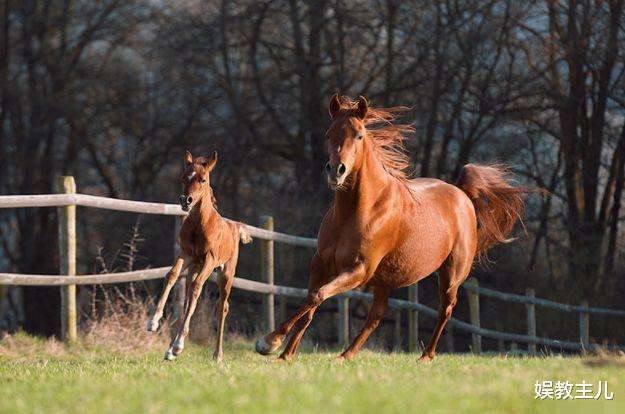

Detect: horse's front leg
[276,257,328,361]
[165,255,216,360]
[147,255,189,332]
[255,260,365,356]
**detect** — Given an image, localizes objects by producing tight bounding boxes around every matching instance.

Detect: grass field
[1,333,624,414]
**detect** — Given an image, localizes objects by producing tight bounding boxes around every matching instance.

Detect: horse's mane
[338,96,414,181]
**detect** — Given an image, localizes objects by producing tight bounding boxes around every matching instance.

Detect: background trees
[1,0,625,346]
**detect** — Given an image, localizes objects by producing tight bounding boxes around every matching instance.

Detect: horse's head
[179,150,218,212]
[324,93,369,190]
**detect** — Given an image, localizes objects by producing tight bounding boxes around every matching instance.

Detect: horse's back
[415,177,477,241]
[406,177,474,216]
[406,177,465,200]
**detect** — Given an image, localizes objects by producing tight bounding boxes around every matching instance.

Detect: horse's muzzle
[179,195,193,212]
[325,162,347,189]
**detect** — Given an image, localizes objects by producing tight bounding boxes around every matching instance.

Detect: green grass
[1,334,624,414]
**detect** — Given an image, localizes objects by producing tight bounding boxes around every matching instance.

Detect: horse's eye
[201,179,206,183]
[356,133,363,140]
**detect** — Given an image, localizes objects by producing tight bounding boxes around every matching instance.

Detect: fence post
[408,284,419,352]
[526,288,536,354]
[394,308,402,351]
[337,296,349,348]
[57,176,77,343]
[172,216,185,326]
[260,215,275,332]
[466,278,481,353]
[579,300,589,350]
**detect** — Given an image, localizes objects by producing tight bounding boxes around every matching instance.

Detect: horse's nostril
[186,196,193,204]
[338,163,346,175]
[325,162,332,173]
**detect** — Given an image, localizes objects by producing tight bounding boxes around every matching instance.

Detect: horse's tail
[456,164,530,261]
[238,224,252,245]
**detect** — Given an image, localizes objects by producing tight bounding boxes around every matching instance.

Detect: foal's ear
[356,96,368,119]
[203,150,218,172]
[329,93,341,119]
[184,150,193,166]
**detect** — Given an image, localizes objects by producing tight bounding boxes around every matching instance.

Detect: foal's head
[324,94,369,189]
[179,150,218,212]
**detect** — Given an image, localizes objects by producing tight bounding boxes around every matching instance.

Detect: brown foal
[147,150,251,361]
[256,94,528,362]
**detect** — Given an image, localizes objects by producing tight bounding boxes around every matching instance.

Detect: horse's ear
[184,150,193,166]
[356,96,368,119]
[329,93,341,119]
[203,150,218,172]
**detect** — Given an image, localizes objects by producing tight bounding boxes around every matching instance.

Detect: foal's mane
[339,96,414,181]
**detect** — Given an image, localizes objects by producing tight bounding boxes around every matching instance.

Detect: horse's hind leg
[213,261,235,362]
[339,286,391,361]
[419,251,471,362]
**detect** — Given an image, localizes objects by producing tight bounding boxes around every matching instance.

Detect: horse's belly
[370,236,453,289]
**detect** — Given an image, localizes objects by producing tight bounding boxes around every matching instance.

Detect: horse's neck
[188,197,218,228]
[334,143,390,220]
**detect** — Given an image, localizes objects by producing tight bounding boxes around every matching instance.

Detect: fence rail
[0,193,316,248]
[0,267,592,352]
[462,282,625,316]
[2,185,624,353]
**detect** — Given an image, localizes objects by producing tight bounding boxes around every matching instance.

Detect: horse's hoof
[164,349,176,361]
[418,354,434,363]
[147,319,159,332]
[275,352,297,363]
[172,343,184,357]
[333,355,348,363]
[213,353,223,363]
[255,337,280,356]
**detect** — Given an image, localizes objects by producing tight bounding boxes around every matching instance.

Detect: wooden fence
[2,175,625,352]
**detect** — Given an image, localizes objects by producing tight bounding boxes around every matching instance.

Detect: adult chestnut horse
[256,94,527,362]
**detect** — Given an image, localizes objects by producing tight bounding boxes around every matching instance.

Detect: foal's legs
[339,286,391,361]
[184,266,199,312]
[165,256,216,360]
[213,262,235,362]
[147,255,190,332]
[419,252,471,362]
[256,260,365,356]
[168,265,198,335]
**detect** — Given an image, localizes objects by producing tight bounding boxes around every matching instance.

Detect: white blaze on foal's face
[178,150,218,211]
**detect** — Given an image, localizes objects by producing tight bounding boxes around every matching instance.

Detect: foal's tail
[456,164,531,261]
[238,224,252,245]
